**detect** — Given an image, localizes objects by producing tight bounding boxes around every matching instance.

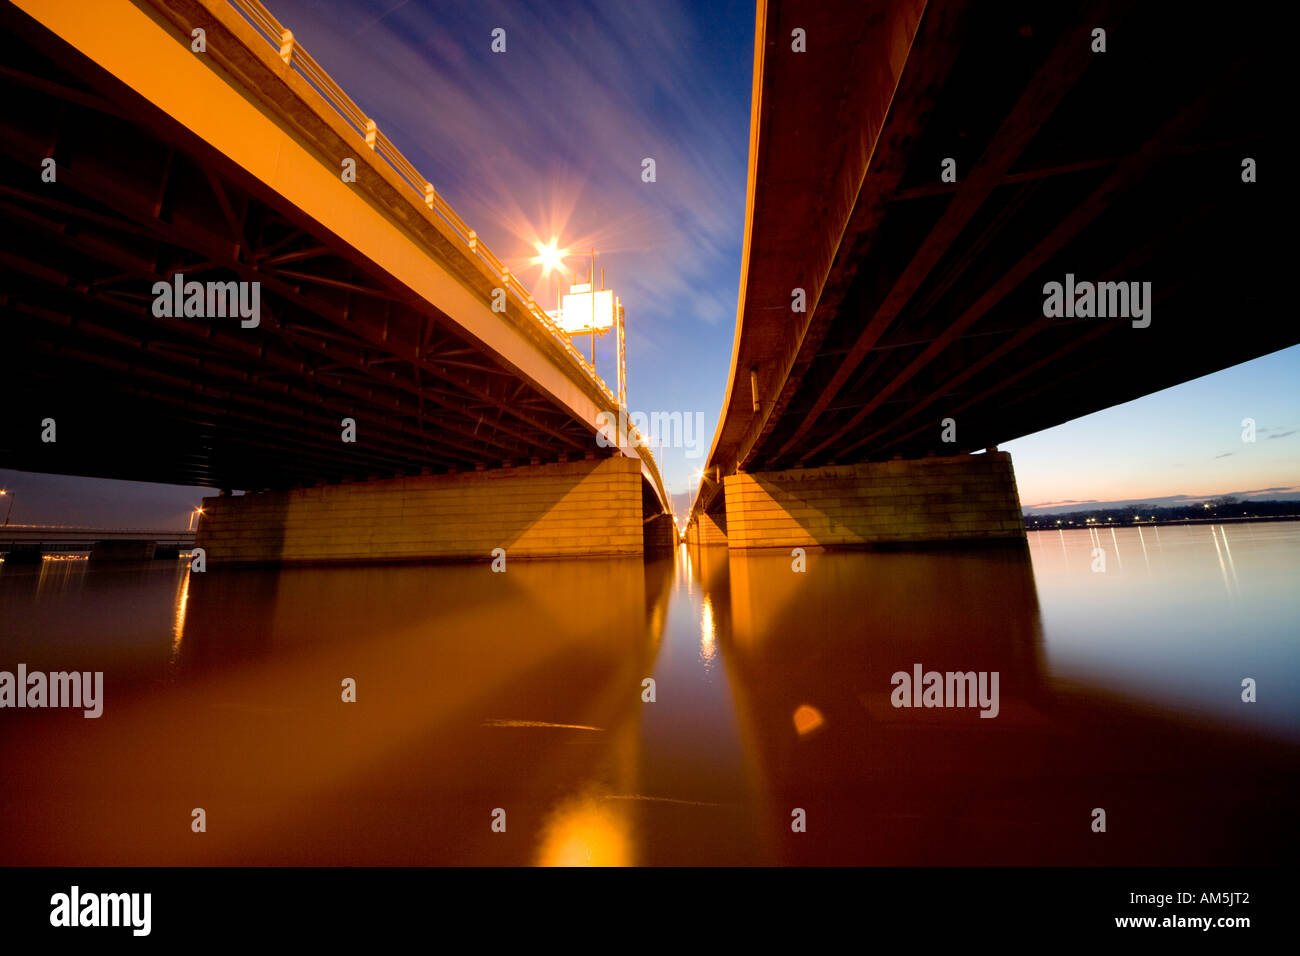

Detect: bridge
[0,525,195,561]
[687,0,1290,550]
[0,0,675,564]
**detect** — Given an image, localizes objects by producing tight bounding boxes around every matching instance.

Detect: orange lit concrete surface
[692,451,1024,549]
[642,513,677,555]
[196,457,647,565]
[685,510,729,548]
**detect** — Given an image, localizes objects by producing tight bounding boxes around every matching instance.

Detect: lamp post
[1,490,13,526]
[535,242,626,417]
[546,246,598,368]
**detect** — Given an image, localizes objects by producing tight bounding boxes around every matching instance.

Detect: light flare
[530,239,570,277]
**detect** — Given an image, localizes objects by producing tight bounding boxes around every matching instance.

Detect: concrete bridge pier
[685,509,729,549]
[709,451,1026,550]
[642,513,677,557]
[2,544,43,565]
[195,457,663,566]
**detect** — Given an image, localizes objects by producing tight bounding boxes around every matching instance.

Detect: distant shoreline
[1026,514,1300,529]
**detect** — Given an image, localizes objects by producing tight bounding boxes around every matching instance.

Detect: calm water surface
[2,522,1297,864]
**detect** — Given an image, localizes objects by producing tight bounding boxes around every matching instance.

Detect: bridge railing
[224,0,665,506]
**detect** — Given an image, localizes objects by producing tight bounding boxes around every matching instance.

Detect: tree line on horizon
[1024,496,1300,526]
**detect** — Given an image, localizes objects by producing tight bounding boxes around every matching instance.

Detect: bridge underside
[0,2,612,490]
[749,1,1288,473]
[0,1,676,560]
[692,0,1289,549]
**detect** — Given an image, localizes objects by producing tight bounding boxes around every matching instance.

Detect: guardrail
[225,0,666,505]
[0,526,196,537]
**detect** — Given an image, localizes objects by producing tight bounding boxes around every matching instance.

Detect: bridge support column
[195,457,646,566]
[642,513,676,557]
[686,510,728,548]
[722,452,1025,549]
[2,544,43,565]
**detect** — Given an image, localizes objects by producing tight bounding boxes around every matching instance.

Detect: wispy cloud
[269,0,749,322]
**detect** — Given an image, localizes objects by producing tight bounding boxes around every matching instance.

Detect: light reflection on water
[1027,522,1299,732]
[1,523,1296,865]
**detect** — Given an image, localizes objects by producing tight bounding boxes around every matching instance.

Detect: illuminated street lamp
[531,239,568,277]
[538,244,629,415]
[1,489,13,526]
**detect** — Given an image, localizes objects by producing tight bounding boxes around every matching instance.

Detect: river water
[1,522,1296,865]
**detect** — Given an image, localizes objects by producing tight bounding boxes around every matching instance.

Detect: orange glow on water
[699,595,716,665]
[3,531,1298,865]
[537,795,632,867]
[792,704,825,736]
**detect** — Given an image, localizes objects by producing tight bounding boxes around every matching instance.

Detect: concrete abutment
[195,457,653,566]
[699,452,1025,550]
[685,508,728,548]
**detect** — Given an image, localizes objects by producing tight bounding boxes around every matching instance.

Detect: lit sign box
[559,288,615,334]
